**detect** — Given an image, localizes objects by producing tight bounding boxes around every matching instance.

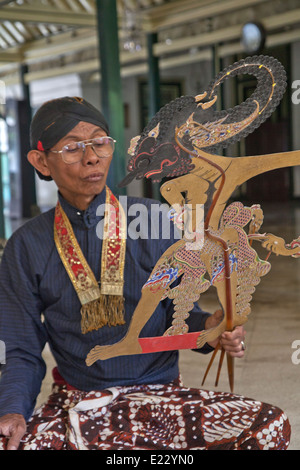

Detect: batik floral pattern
[0,380,291,451]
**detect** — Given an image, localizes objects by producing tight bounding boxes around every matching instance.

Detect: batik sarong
[0,378,291,450]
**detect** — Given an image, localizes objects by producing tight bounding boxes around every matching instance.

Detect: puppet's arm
[230,150,300,187]
[245,204,300,257]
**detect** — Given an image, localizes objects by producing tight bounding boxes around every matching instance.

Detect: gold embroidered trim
[54,187,126,334]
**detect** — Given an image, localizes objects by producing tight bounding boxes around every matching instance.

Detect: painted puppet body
[86,147,300,365]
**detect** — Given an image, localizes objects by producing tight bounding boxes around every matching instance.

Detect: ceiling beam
[153,8,300,56]
[3,24,300,87]
[24,58,99,83]
[22,48,213,84]
[0,51,22,62]
[153,24,241,56]
[263,8,300,29]
[0,5,96,27]
[1,2,300,82]
[143,0,270,31]
[219,27,300,58]
[20,27,92,52]
[24,34,98,62]
[16,2,300,65]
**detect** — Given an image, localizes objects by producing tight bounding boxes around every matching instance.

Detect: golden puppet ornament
[86,55,300,391]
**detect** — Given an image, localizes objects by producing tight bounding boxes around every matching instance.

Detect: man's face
[45,121,113,209]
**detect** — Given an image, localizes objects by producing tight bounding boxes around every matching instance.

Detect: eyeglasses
[48,137,116,164]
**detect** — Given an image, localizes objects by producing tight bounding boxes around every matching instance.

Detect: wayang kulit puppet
[86,55,300,391]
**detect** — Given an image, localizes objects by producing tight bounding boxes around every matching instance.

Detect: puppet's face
[119,135,194,187]
[129,137,182,182]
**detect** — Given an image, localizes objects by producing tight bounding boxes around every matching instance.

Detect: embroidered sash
[54,187,126,334]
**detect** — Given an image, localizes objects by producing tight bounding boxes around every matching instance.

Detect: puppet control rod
[174,130,235,391]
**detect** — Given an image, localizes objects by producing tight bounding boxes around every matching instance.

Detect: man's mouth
[83,172,104,182]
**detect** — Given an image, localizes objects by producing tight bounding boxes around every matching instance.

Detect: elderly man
[0,97,290,450]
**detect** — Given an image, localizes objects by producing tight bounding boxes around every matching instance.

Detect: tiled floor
[18,202,300,450]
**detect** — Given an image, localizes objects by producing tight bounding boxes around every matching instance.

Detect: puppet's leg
[163,272,210,336]
[196,223,266,350]
[86,287,169,364]
[86,240,185,365]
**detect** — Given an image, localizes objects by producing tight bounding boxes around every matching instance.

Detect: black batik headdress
[30,96,109,181]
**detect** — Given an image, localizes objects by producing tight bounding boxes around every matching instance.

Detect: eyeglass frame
[45,136,116,164]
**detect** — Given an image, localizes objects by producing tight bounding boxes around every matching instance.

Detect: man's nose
[82,143,99,164]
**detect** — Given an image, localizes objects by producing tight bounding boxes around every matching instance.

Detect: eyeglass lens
[62,137,115,163]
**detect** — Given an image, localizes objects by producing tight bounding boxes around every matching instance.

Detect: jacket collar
[58,188,106,229]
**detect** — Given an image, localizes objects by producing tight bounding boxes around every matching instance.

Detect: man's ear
[27,150,51,179]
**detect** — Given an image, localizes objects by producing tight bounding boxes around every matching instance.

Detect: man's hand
[0,413,26,450]
[206,309,246,358]
[218,326,246,358]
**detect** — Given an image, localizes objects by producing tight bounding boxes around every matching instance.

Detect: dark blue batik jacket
[0,188,212,421]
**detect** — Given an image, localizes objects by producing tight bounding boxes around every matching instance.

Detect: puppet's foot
[86,338,143,365]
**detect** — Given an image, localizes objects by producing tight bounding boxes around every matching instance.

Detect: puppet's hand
[249,205,264,233]
[261,234,285,254]
[261,233,300,256]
